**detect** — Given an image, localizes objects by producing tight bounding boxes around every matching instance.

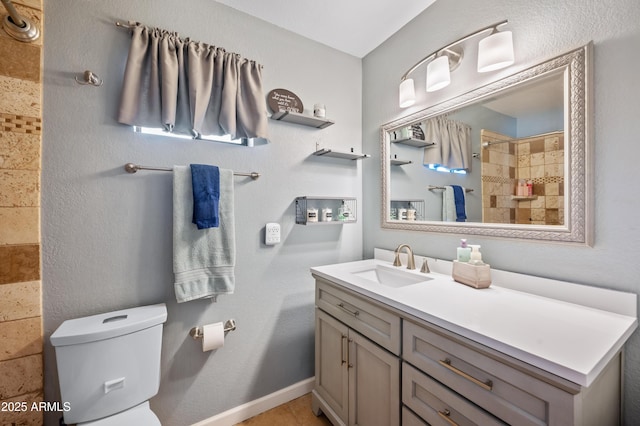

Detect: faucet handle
[420,258,430,273]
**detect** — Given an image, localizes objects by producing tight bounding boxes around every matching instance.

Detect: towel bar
[189,319,236,340]
[124,163,260,180]
[428,185,474,193]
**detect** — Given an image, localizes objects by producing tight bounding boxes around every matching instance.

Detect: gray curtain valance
[118,23,268,140]
[423,117,471,172]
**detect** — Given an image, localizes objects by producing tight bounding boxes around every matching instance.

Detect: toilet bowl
[51,304,167,425]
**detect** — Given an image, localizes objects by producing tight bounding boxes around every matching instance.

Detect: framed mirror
[381,43,592,245]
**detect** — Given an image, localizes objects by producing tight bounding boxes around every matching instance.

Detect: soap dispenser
[468,245,484,265]
[457,239,471,262]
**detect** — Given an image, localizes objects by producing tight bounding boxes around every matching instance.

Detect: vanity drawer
[402,406,427,426]
[404,320,564,426]
[316,279,401,355]
[403,362,506,426]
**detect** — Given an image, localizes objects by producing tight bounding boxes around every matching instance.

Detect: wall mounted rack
[270,111,334,129]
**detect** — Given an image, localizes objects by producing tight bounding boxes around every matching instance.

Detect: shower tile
[0,130,41,169]
[0,244,40,284]
[0,207,39,245]
[0,281,40,321]
[530,152,545,166]
[0,316,41,362]
[0,390,42,426]
[0,170,40,207]
[0,353,42,399]
[530,139,545,153]
[0,76,41,117]
[0,38,41,82]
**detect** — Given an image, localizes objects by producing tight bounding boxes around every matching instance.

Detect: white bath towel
[173,166,235,303]
[442,186,457,222]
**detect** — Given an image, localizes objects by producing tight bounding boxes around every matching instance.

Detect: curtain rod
[124,163,260,180]
[483,130,563,147]
[114,20,264,69]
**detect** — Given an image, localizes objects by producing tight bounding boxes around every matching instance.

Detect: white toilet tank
[51,304,167,425]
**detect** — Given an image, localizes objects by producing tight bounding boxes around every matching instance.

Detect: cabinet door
[316,309,349,422]
[348,329,400,426]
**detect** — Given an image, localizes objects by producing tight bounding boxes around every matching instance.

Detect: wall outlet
[265,223,281,245]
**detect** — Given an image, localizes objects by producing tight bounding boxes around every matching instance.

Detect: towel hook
[75,70,103,87]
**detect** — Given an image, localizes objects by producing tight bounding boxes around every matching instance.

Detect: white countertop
[311,256,637,387]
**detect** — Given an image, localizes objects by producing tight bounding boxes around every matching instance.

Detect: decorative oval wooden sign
[267,88,304,114]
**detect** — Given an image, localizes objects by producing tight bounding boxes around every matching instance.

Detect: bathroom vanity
[310,250,637,426]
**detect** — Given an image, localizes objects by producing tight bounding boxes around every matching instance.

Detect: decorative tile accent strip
[1,113,42,135]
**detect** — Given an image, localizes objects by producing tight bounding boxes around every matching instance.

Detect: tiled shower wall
[481,130,564,225]
[0,1,44,425]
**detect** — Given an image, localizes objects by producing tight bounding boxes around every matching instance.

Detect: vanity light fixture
[399,20,513,108]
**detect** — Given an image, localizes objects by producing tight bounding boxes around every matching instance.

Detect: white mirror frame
[381,43,593,245]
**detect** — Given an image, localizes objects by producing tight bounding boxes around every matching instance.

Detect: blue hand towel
[191,164,220,229]
[451,185,467,222]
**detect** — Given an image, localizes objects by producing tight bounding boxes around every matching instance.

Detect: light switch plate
[265,223,281,245]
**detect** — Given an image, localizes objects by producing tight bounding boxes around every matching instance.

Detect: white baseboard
[191,377,315,426]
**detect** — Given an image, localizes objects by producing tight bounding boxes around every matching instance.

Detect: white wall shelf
[392,137,435,148]
[270,111,334,129]
[313,148,370,160]
[390,199,425,220]
[295,197,357,225]
[390,157,412,166]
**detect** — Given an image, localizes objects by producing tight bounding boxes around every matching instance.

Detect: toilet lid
[79,401,160,426]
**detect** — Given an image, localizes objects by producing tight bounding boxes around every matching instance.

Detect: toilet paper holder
[189,319,236,340]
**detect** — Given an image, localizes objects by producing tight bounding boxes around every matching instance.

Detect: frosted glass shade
[477,31,514,72]
[399,78,416,108]
[426,56,451,92]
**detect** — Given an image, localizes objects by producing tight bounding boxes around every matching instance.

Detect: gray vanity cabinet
[312,275,625,426]
[313,279,401,426]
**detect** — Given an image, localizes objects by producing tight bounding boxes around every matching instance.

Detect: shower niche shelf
[511,195,538,201]
[270,111,334,129]
[295,197,357,225]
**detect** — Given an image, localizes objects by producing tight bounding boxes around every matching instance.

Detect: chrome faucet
[393,244,416,270]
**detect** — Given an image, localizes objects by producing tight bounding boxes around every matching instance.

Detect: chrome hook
[75,70,103,87]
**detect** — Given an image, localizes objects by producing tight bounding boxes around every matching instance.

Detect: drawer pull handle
[438,409,459,426]
[439,358,493,391]
[337,303,360,317]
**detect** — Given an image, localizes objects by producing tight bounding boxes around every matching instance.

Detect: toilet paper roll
[202,322,225,352]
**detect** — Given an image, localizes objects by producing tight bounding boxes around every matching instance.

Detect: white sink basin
[351,264,432,288]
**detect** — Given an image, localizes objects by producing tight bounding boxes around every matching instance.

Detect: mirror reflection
[389,71,564,224]
[381,44,591,244]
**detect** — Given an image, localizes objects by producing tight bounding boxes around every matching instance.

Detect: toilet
[50,303,167,425]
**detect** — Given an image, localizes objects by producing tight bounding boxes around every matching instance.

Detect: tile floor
[234,393,332,425]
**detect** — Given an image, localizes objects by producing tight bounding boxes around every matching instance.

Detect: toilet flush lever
[104,377,126,394]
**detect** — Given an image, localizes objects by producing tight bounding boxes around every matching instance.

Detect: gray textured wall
[42,1,362,425]
[363,0,640,421]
